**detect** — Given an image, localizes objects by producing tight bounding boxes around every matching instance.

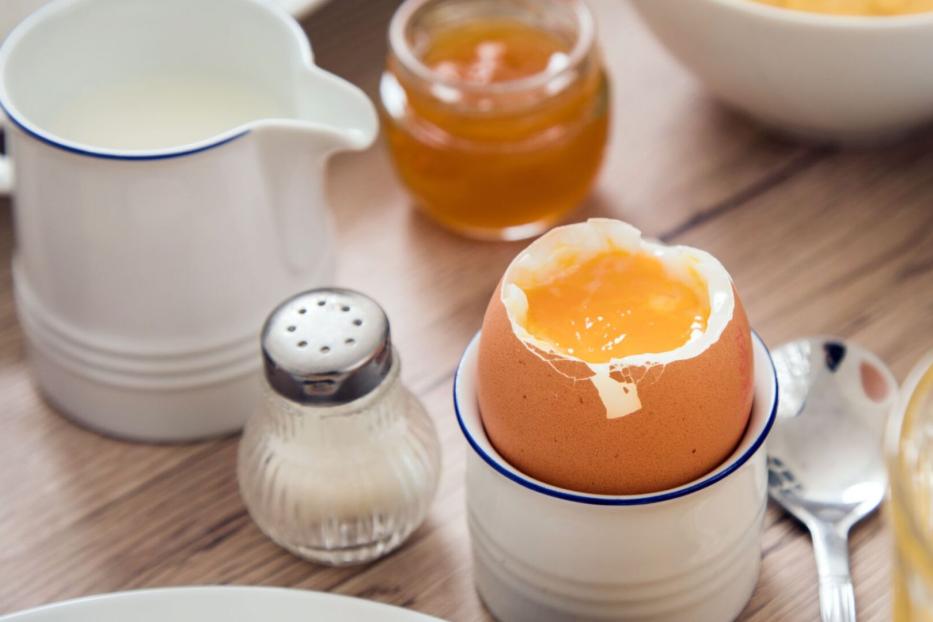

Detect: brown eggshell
[477,282,754,495]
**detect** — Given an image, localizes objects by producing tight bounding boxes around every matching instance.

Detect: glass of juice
[381,0,609,241]
[887,352,933,622]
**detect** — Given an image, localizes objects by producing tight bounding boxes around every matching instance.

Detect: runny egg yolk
[522,250,710,364]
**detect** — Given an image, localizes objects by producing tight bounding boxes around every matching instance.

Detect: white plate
[0,587,444,622]
[0,0,330,43]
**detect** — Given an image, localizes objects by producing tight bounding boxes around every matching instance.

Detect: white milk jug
[0,0,378,441]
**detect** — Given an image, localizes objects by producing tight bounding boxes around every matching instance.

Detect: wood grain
[1,0,931,619]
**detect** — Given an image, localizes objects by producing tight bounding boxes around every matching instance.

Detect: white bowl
[454,331,778,622]
[630,0,933,143]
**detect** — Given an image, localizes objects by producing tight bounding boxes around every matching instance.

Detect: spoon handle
[819,576,856,622]
[810,522,856,622]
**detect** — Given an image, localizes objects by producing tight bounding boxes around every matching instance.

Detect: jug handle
[0,113,13,194]
[0,158,12,195]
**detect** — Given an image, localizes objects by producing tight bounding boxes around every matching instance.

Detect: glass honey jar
[381,0,609,241]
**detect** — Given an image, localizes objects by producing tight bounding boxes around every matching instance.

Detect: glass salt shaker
[238,288,441,566]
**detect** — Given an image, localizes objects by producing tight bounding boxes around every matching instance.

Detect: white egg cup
[454,332,778,622]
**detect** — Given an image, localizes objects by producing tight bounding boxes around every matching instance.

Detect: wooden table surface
[1,0,932,620]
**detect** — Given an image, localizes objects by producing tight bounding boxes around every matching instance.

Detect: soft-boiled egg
[477,219,754,495]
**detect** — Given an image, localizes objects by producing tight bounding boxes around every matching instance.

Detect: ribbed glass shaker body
[238,358,441,566]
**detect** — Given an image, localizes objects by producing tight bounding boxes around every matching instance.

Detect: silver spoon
[768,337,898,622]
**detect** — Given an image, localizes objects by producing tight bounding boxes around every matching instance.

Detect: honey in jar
[381,0,609,240]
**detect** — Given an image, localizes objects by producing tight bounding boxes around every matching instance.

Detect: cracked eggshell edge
[500,218,736,417]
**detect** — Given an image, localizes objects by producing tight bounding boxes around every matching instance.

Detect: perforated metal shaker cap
[261,288,392,405]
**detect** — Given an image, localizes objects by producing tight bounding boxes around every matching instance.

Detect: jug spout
[244,66,377,272]
[248,70,376,275]
[251,67,377,158]
[289,67,378,155]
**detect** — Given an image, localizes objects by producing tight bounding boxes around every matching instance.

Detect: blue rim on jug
[0,0,309,161]
[454,330,778,506]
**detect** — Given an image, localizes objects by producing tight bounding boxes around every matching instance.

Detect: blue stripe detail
[0,99,249,161]
[453,331,779,506]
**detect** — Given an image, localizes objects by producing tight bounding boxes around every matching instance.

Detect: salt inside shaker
[238,288,441,566]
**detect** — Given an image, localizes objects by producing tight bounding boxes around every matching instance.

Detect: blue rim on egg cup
[454,330,778,506]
